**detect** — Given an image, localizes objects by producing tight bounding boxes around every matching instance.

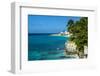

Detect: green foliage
[67,17,88,53]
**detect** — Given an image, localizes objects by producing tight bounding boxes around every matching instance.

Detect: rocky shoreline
[64,41,88,58]
[50,33,88,59]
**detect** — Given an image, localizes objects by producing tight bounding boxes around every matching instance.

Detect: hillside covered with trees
[67,17,88,58]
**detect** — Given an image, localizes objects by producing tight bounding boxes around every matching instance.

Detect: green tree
[67,17,88,56]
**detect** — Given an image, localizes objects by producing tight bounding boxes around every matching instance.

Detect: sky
[28,15,81,34]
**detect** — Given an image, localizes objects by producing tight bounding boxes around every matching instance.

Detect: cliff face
[64,41,88,58]
[65,41,77,52]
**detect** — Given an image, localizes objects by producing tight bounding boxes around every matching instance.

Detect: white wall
[0,0,100,76]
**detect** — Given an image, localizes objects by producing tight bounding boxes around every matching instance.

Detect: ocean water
[28,34,71,61]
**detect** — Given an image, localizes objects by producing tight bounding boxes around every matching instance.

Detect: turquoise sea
[28,34,71,61]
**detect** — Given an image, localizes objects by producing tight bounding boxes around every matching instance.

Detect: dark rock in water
[60,56,66,58]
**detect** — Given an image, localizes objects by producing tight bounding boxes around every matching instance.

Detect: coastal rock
[84,46,88,55]
[65,41,77,52]
[84,46,88,58]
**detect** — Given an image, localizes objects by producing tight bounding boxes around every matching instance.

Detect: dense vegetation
[67,17,88,55]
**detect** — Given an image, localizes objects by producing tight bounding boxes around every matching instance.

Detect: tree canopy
[67,17,88,53]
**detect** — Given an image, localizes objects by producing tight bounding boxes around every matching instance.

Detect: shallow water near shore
[28,34,74,61]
